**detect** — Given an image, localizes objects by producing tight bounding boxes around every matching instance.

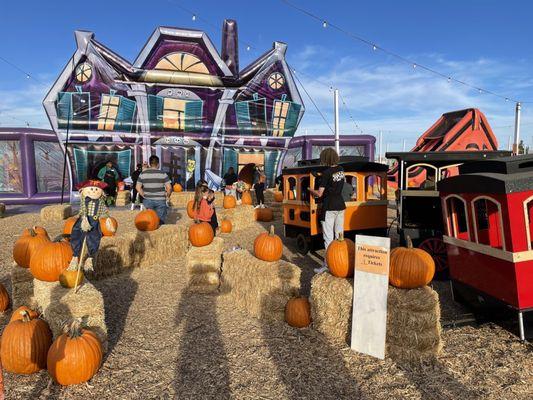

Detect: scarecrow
[68,180,116,272]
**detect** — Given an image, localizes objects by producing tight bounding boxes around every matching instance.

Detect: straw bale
[40,204,72,222]
[169,192,193,207]
[219,205,256,231]
[186,237,223,293]
[115,191,131,206]
[220,224,267,252]
[33,279,108,352]
[10,266,35,308]
[220,249,301,322]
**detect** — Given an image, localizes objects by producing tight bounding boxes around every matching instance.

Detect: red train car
[439,154,533,340]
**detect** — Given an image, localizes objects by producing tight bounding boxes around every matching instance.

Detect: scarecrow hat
[76,179,108,191]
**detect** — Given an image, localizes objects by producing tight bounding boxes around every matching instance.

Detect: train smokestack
[221,19,239,76]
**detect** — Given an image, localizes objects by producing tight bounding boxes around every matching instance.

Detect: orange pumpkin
[10,306,39,323]
[47,319,103,385]
[189,221,214,247]
[1,310,52,374]
[173,183,183,192]
[134,209,160,231]
[223,195,237,209]
[326,233,355,278]
[117,181,125,191]
[0,283,9,312]
[285,297,312,328]
[241,191,253,205]
[13,228,51,268]
[255,207,274,222]
[29,239,73,282]
[274,191,283,202]
[99,217,118,236]
[187,200,195,219]
[21,226,49,238]
[389,237,435,289]
[220,219,232,233]
[254,225,283,262]
[62,216,78,236]
[59,270,84,289]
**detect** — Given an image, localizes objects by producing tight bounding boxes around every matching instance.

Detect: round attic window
[75,62,93,83]
[268,72,285,90]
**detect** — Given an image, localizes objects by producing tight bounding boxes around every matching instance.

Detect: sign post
[350,234,391,359]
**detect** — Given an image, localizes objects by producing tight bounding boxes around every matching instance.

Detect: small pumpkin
[47,319,103,385]
[1,310,52,374]
[13,228,51,268]
[117,181,125,191]
[389,236,435,289]
[326,233,355,278]
[0,283,9,312]
[255,207,274,222]
[220,219,232,233]
[274,191,283,202]
[254,225,283,262]
[187,200,195,219]
[241,191,253,205]
[99,217,118,237]
[173,183,183,192]
[189,221,214,247]
[62,216,78,236]
[223,195,237,209]
[29,239,73,282]
[10,306,39,323]
[59,270,84,289]
[134,209,160,231]
[285,297,312,328]
[21,226,49,238]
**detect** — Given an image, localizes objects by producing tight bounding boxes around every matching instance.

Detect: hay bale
[309,275,443,365]
[115,191,131,206]
[186,237,224,293]
[11,266,36,308]
[220,224,267,252]
[33,279,108,352]
[219,205,256,231]
[40,204,72,222]
[220,250,300,321]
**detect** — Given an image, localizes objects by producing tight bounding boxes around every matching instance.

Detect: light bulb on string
[447,77,451,83]
[246,45,251,51]
[478,89,483,93]
[26,74,30,79]
[322,21,327,28]
[412,63,417,69]
[192,14,196,21]
[372,45,377,51]
[505,98,509,102]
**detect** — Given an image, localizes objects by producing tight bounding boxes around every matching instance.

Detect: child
[193,186,218,234]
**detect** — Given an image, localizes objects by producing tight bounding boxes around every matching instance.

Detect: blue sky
[1,0,533,150]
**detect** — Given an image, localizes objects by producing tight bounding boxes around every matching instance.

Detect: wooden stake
[74,237,88,294]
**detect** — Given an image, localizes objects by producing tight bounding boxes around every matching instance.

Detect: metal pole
[402,139,406,152]
[507,136,511,151]
[60,111,71,204]
[378,130,383,163]
[513,102,521,155]
[334,89,340,153]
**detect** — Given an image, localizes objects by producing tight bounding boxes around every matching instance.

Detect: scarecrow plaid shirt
[79,197,110,220]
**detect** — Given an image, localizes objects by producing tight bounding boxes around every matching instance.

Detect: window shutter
[116,150,132,178]
[184,100,203,132]
[57,92,73,129]
[235,100,252,135]
[263,150,281,187]
[148,95,164,130]
[116,97,136,132]
[73,148,88,183]
[284,102,302,137]
[223,148,238,174]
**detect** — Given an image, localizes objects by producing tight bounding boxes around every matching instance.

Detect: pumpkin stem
[64,318,84,338]
[20,309,31,323]
[406,236,413,249]
[269,225,275,236]
[338,232,344,241]
[29,228,37,237]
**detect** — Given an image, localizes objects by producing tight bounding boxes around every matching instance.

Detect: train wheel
[418,237,448,275]
[296,234,310,255]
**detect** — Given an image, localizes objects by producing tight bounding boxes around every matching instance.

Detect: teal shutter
[184,100,203,132]
[116,97,136,132]
[116,150,132,178]
[284,103,302,137]
[223,148,238,174]
[264,150,281,187]
[235,101,252,135]
[57,92,73,129]
[73,148,88,182]
[148,95,163,130]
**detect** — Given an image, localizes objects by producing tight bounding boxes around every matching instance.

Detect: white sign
[350,234,390,359]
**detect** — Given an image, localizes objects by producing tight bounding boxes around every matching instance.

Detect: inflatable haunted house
[43,19,304,193]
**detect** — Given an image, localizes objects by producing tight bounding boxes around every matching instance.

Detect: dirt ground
[0,206,531,399]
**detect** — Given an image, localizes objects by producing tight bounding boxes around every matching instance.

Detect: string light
[447,77,451,83]
[246,45,251,51]
[322,21,327,28]
[412,63,417,69]
[372,45,377,51]
[191,14,196,21]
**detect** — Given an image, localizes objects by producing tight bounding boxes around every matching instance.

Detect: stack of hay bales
[269,202,283,220]
[309,272,442,364]
[220,249,301,321]
[169,191,225,208]
[218,205,256,231]
[40,204,72,222]
[33,279,108,352]
[186,237,224,293]
[10,266,35,308]
[115,190,131,206]
[221,223,267,252]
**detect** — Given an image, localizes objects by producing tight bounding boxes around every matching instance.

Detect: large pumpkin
[0,283,9,312]
[47,319,103,385]
[135,209,160,231]
[220,219,232,233]
[62,217,78,236]
[241,191,253,205]
[274,191,283,202]
[173,183,183,192]
[10,306,39,323]
[99,217,118,237]
[285,297,312,328]
[1,310,52,374]
[189,221,214,247]
[187,200,195,219]
[13,228,51,268]
[389,237,435,289]
[29,239,73,282]
[254,225,283,262]
[255,207,274,222]
[223,195,237,209]
[326,233,355,278]
[59,270,84,289]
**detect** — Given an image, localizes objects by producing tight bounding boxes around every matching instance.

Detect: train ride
[281,157,389,254]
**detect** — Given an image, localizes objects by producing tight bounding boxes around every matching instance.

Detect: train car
[282,157,388,253]
[385,151,511,278]
[438,154,533,340]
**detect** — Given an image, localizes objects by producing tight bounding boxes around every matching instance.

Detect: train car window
[525,198,533,249]
[300,211,311,222]
[289,208,295,220]
[406,165,437,190]
[473,198,503,249]
[287,177,297,200]
[445,196,469,240]
[345,175,358,201]
[300,177,310,202]
[402,196,443,230]
[365,175,383,201]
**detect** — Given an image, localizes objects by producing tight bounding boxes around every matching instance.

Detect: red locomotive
[439,154,533,340]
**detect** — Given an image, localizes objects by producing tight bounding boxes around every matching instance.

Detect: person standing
[136,155,171,224]
[130,163,143,211]
[309,148,346,274]
[223,167,238,196]
[253,165,266,208]
[98,161,119,206]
